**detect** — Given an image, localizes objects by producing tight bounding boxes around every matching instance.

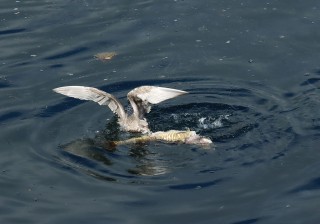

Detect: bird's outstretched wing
[53,86,126,119]
[127,86,188,119]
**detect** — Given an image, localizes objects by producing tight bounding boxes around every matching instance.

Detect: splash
[198,115,230,129]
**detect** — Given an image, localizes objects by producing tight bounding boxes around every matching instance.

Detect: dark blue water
[1,1,320,223]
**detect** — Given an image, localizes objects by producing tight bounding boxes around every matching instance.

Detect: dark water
[1,0,320,223]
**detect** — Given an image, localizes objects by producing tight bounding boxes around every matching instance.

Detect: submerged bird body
[112,130,213,146]
[53,85,188,133]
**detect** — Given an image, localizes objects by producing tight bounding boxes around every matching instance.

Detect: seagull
[53,85,188,133]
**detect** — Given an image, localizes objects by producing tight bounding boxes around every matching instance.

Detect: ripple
[0,111,24,123]
[0,28,26,36]
[168,178,227,190]
[231,218,261,224]
[148,83,297,170]
[283,72,320,136]
[147,102,253,142]
[287,177,320,194]
[44,47,89,60]
[0,79,11,89]
[31,79,299,185]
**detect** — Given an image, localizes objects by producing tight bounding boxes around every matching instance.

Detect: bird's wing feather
[127,86,188,119]
[53,86,126,119]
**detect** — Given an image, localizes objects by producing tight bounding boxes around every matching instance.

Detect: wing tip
[52,86,65,94]
[53,87,61,92]
[52,86,87,94]
[158,86,188,94]
[180,90,189,95]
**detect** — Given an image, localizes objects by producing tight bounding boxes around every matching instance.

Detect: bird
[53,85,188,133]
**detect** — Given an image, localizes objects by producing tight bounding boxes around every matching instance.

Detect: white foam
[198,115,230,129]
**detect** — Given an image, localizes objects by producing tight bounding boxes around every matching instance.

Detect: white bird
[53,85,188,133]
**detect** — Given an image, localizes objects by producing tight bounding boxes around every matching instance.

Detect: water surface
[1,1,320,223]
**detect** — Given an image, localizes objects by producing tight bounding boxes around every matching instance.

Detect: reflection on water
[59,114,170,177]
[63,138,113,166]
